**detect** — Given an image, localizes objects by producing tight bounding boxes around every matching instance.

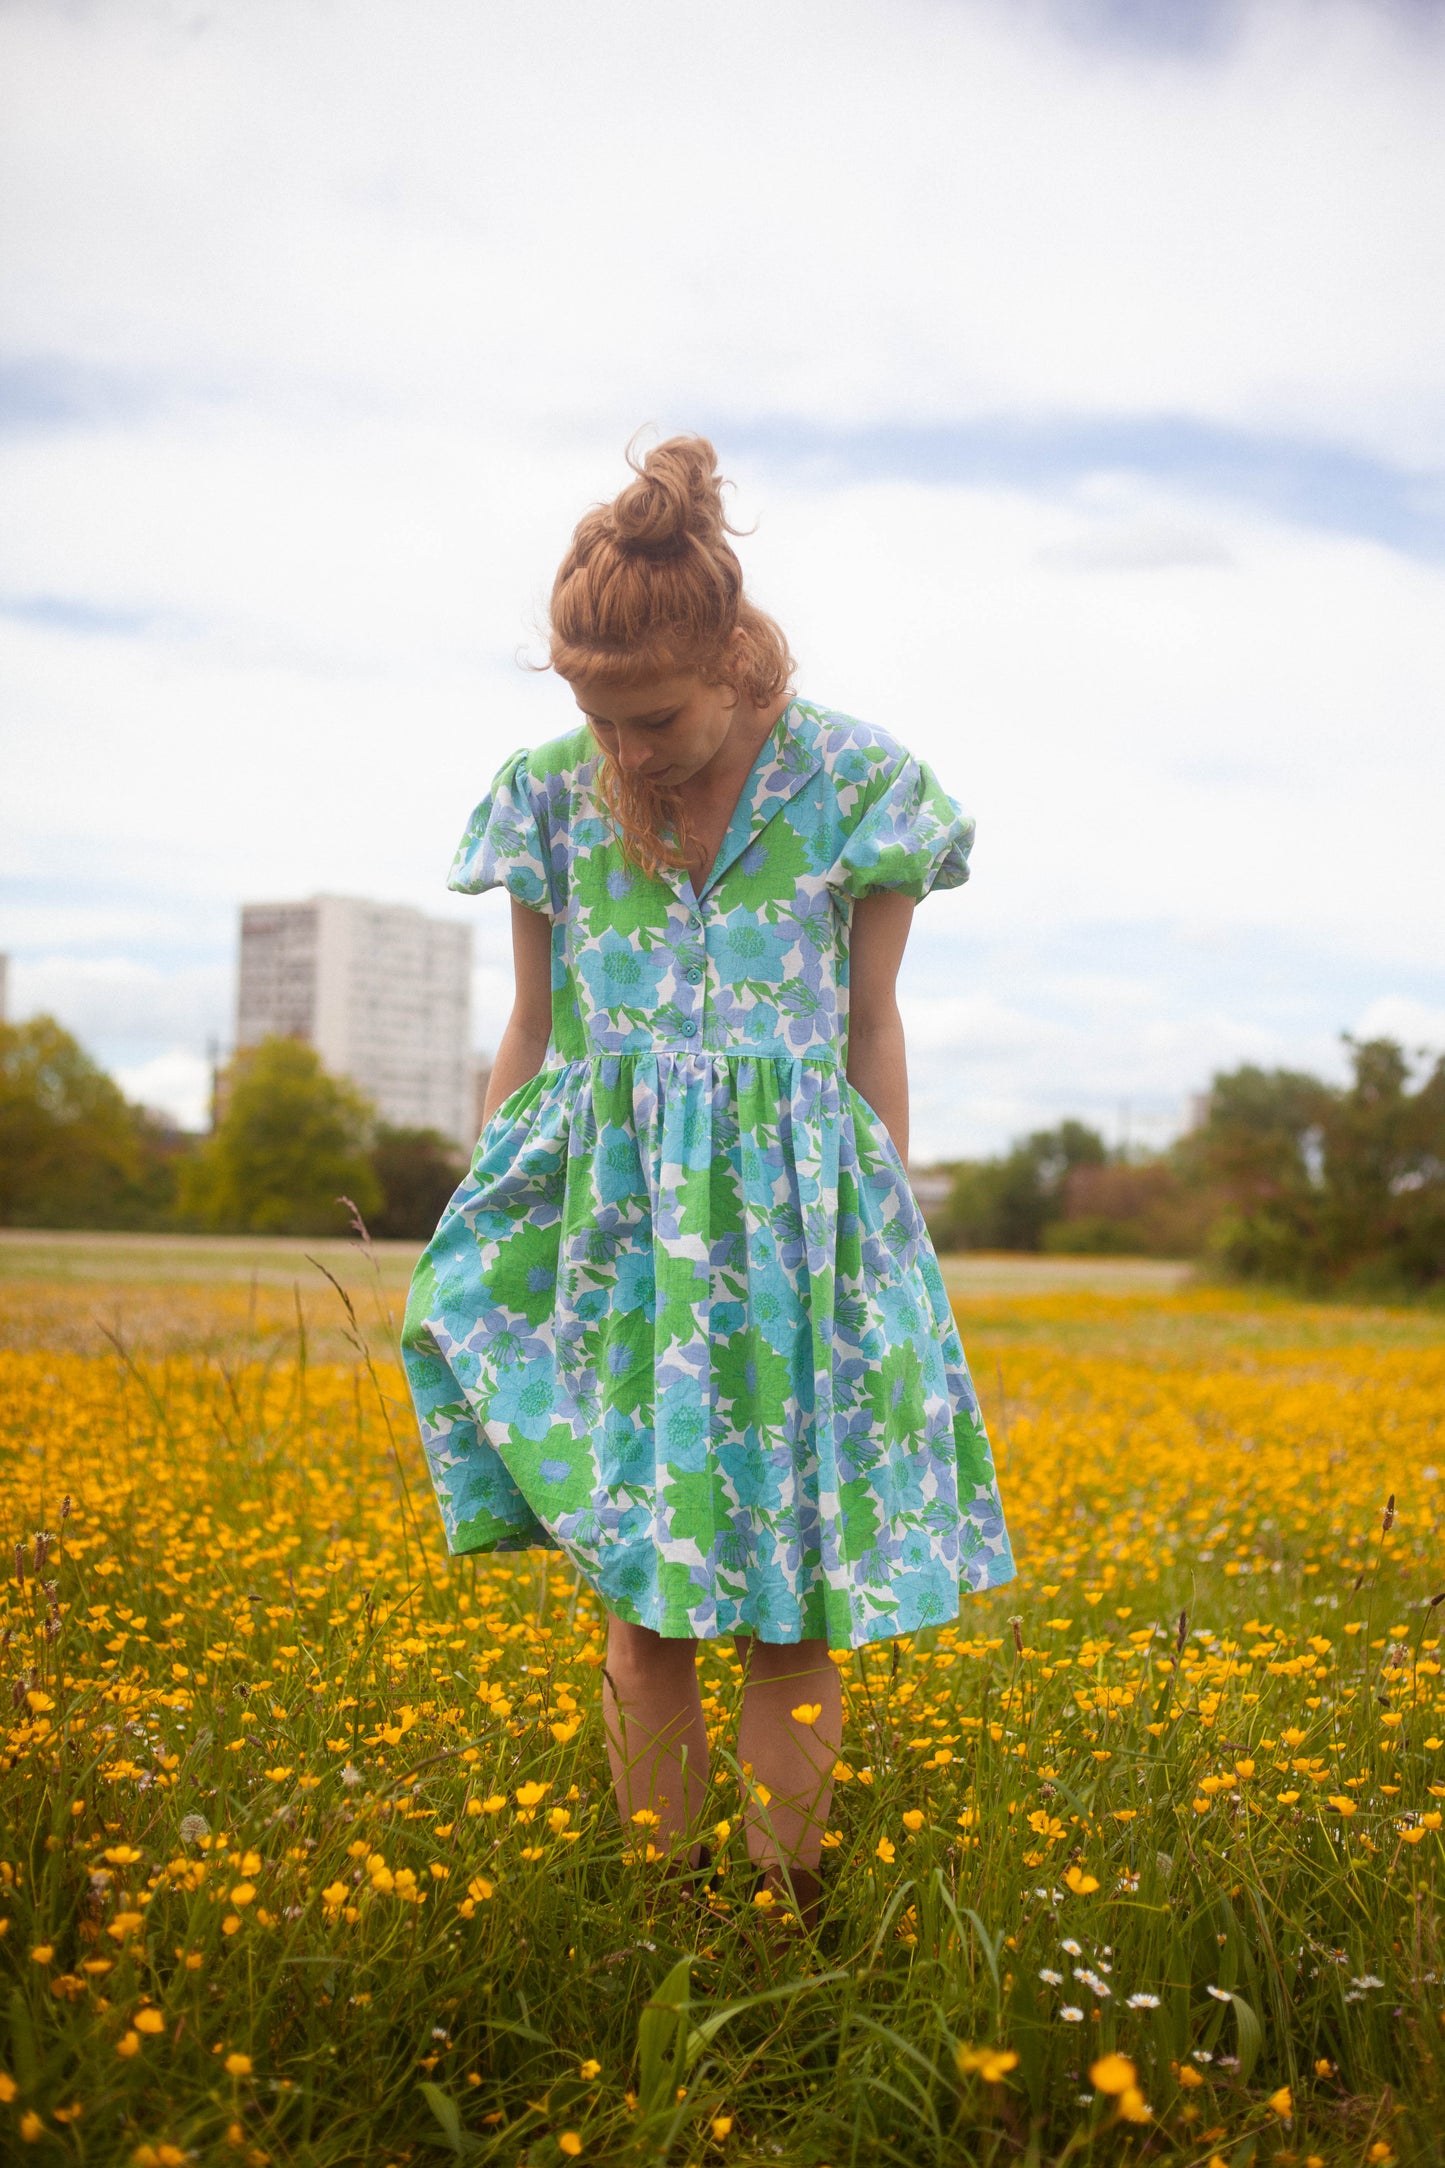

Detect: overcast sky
[3,0,1444,1159]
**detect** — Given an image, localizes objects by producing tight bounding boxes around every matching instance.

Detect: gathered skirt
[401,1050,1015,1648]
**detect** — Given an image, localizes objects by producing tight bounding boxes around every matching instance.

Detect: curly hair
[548,435,795,876]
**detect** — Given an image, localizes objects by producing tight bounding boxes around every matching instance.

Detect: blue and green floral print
[402,697,1016,1648]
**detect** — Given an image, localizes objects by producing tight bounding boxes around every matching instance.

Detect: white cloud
[1353,994,1445,1057]
[3,0,1443,1151]
[9,954,231,1045]
[2,0,1444,451]
[115,1048,213,1131]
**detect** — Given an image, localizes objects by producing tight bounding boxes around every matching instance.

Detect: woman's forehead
[571,672,703,725]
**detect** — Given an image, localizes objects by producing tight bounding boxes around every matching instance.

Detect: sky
[3,0,1444,1162]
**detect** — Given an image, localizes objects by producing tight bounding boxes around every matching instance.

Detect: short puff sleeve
[447,749,562,919]
[826,752,974,903]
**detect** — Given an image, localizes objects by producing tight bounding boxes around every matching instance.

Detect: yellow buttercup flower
[1090,2053,1137,2095]
[956,2044,1019,2083]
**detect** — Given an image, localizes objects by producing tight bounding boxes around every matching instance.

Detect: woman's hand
[479,899,554,1130]
[845,889,914,1165]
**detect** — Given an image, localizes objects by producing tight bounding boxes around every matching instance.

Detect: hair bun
[612,435,728,557]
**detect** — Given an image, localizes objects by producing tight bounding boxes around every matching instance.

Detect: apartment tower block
[236,895,473,1150]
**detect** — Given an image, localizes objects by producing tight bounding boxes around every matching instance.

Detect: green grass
[1,1255,1443,2165]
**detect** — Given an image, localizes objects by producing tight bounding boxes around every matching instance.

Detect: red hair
[548,435,795,876]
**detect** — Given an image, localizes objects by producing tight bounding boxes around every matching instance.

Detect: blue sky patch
[722,413,1445,559]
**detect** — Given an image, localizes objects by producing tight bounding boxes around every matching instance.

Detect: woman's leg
[601,1617,709,1861]
[734,1636,843,1872]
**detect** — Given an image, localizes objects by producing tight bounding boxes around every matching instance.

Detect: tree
[179,1036,381,1237]
[1044,1157,1212,1258]
[935,1121,1108,1252]
[0,1014,176,1228]
[1193,1038,1445,1292]
[369,1125,466,1240]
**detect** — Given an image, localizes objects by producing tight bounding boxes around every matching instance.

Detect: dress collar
[686,696,822,903]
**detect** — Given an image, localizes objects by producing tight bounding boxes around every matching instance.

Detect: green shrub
[0,1014,184,1228]
[178,1035,380,1237]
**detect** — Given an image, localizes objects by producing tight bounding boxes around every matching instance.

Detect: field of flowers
[2,1248,1443,2167]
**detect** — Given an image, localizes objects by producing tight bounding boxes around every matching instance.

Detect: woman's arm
[845,889,915,1165]
[480,898,554,1127]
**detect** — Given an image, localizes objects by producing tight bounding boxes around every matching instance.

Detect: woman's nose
[615,732,653,772]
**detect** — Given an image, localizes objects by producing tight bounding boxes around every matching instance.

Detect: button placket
[685,906,706,1042]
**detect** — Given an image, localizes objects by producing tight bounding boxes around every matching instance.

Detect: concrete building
[236,896,473,1150]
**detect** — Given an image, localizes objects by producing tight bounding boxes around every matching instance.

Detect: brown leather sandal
[749,1861,822,1934]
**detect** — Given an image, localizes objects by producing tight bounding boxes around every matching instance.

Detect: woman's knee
[606,1617,697,1693]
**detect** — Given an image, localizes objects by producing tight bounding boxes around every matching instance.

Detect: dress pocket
[473,1066,551,1160]
[843,1080,926,1258]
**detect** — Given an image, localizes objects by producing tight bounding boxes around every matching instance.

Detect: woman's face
[573,670,743,789]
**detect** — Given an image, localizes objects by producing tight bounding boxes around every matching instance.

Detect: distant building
[236,896,473,1150]
[908,1167,954,1209]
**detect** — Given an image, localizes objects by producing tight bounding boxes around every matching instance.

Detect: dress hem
[439,1523,1019,1651]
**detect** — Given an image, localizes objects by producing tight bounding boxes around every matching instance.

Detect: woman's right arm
[480,898,554,1126]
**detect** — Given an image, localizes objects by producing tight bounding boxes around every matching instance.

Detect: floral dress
[401,696,1015,1648]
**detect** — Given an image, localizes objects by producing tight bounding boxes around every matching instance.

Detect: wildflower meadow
[2,1242,1443,2167]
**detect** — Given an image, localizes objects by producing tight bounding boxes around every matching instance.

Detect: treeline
[4,1016,1443,1292]
[924,1035,1445,1296]
[0,1019,465,1240]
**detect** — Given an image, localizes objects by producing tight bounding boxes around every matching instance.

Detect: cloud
[1352,993,1445,1055]
[9,954,231,1050]
[1014,0,1445,65]
[115,1048,213,1131]
[1035,522,1236,571]
[728,416,1445,559]
[2,0,1443,1148]
[3,0,1445,455]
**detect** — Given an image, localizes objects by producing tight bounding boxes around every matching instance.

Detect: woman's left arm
[845,889,915,1165]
